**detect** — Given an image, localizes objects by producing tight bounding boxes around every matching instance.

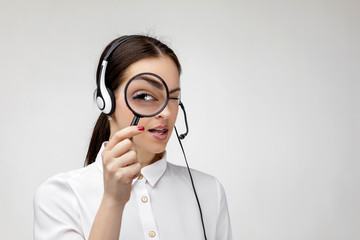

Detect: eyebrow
[169,87,181,94]
[135,76,180,94]
[137,76,164,90]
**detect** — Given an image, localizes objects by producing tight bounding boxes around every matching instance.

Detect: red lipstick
[148,125,169,140]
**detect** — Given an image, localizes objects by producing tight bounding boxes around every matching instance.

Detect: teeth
[149,128,167,135]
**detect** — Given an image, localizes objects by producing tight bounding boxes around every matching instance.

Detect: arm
[88,126,144,240]
[34,126,144,240]
[88,196,125,240]
[215,179,233,240]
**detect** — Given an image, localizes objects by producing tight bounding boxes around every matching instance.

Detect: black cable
[174,126,207,240]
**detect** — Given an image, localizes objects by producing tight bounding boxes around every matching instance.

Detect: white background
[0,0,359,239]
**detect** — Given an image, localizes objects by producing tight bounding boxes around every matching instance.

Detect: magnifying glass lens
[125,73,168,117]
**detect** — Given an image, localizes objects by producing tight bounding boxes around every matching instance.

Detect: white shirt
[34,144,232,240]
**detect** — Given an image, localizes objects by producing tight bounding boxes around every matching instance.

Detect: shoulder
[166,162,225,194]
[33,172,79,229]
[33,167,94,239]
[167,162,214,179]
[34,163,99,208]
[165,162,231,233]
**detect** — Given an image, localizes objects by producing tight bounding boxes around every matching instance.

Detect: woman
[34,35,232,240]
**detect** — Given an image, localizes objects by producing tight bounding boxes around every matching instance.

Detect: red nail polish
[137,126,145,131]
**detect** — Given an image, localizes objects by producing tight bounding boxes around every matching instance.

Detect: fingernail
[137,126,145,131]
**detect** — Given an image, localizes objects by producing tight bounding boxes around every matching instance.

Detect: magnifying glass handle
[129,116,140,141]
[130,115,140,126]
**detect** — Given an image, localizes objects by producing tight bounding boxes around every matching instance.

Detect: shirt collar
[140,153,167,187]
[95,143,106,175]
[95,142,167,187]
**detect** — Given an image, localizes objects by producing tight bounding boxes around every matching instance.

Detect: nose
[155,103,171,119]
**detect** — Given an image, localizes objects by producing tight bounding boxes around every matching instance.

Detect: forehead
[122,56,180,90]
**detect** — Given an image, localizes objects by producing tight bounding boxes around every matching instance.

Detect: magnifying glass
[124,72,169,126]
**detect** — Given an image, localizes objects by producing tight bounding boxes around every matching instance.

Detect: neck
[136,148,164,168]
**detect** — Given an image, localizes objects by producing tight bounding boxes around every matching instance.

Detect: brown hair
[85,35,182,166]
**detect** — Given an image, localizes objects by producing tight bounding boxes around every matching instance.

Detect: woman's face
[110,56,180,158]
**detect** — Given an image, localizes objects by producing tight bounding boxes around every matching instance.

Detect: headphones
[96,35,136,115]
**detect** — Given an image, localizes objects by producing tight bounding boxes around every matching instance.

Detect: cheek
[172,110,179,125]
[114,96,135,128]
[170,103,179,122]
[136,117,152,128]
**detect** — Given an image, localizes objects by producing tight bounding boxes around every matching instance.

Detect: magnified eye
[131,91,157,101]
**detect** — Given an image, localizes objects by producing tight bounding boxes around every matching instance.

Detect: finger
[106,126,145,151]
[110,138,133,158]
[108,150,138,169]
[103,150,137,175]
[119,162,142,181]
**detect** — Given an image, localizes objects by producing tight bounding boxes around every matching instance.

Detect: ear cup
[96,60,115,115]
[96,86,115,115]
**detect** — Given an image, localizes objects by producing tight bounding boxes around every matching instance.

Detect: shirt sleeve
[215,178,233,240]
[33,174,84,240]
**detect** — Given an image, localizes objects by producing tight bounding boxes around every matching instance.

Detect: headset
[96,35,206,240]
[96,36,135,115]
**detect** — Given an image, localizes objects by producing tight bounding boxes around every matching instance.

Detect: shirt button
[141,196,148,203]
[149,231,156,238]
[138,174,143,180]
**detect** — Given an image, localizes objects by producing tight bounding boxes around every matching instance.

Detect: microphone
[178,101,189,140]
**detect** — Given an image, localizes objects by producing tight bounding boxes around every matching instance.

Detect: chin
[133,137,168,154]
[140,142,167,154]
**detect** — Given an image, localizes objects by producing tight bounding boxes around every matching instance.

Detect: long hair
[85,35,182,166]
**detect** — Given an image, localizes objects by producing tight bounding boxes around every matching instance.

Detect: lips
[149,126,168,135]
[148,126,168,140]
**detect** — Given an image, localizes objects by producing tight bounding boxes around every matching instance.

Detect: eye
[131,91,157,101]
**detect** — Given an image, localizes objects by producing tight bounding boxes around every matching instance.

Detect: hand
[101,126,144,205]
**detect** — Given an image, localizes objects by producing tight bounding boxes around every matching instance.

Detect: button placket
[134,176,159,240]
